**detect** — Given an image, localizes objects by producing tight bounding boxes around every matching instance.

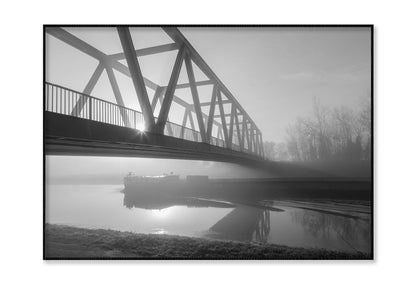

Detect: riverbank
[45,224,371,259]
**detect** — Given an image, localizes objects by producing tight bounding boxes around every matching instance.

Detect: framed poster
[44,25,373,260]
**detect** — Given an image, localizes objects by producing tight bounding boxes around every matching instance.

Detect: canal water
[45,185,372,253]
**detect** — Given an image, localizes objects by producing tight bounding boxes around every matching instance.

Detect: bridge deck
[44,82,265,163]
[45,27,265,161]
[45,112,264,164]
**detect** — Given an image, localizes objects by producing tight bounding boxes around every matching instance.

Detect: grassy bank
[45,224,371,259]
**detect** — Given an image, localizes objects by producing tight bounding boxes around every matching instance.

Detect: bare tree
[286,125,301,161]
[358,94,371,160]
[283,97,371,162]
[263,141,277,161]
[275,142,290,161]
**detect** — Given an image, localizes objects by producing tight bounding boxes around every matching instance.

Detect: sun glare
[151,208,171,219]
[136,123,145,132]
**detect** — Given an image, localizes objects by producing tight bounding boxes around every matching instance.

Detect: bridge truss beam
[45,26,264,158]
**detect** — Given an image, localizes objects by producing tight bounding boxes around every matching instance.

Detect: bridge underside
[45,112,263,164]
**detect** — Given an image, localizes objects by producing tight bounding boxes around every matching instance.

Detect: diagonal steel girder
[46,26,263,156]
[162,27,261,134]
[70,63,104,117]
[117,27,156,131]
[46,27,159,90]
[46,27,224,134]
[108,43,179,60]
[155,45,186,133]
[162,27,263,155]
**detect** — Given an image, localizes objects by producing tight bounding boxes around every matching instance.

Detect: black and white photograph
[7,0,416,281]
[43,25,373,260]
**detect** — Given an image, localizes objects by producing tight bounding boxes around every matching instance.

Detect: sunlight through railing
[45,82,250,154]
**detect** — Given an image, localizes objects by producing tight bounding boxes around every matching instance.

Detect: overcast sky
[46,26,371,144]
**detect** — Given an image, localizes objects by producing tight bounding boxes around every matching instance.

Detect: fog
[46,155,371,186]
[46,156,275,185]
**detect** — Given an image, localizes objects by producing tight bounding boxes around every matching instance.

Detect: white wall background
[1,0,415,282]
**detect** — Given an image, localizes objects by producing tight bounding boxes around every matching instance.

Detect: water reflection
[123,188,235,210]
[47,185,234,237]
[47,184,371,253]
[208,207,271,243]
[121,186,371,252]
[289,209,371,252]
[122,186,273,243]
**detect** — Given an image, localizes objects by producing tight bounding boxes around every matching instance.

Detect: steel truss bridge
[45,27,265,163]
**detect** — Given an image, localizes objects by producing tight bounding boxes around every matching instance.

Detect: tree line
[264,96,371,162]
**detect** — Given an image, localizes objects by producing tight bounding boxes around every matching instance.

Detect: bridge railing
[45,82,256,156]
[210,136,226,148]
[45,82,145,129]
[45,83,236,149]
[163,120,202,143]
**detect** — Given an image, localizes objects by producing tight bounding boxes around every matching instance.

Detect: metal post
[117,27,155,132]
[106,66,130,127]
[217,90,229,148]
[185,54,207,142]
[206,84,218,141]
[71,63,104,117]
[89,96,92,120]
[156,45,186,133]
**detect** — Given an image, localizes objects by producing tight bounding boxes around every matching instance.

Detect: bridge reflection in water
[121,184,371,252]
[122,187,273,243]
[209,207,271,243]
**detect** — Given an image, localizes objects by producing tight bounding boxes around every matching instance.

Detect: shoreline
[45,224,372,260]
